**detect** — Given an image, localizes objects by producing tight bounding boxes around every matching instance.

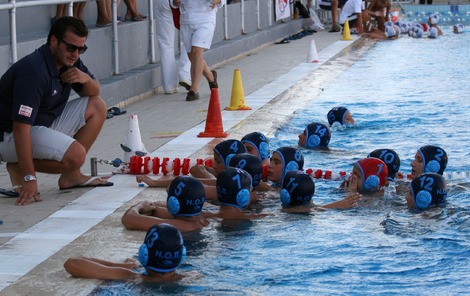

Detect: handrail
[1,0,92,65]
[1,0,274,76]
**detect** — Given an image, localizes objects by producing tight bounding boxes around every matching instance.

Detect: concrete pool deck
[0,30,363,294]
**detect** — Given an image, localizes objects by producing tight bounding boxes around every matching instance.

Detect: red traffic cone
[198,88,228,138]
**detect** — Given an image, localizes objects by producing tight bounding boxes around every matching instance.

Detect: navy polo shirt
[0,44,94,141]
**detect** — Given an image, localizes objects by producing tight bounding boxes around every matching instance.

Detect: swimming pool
[401,4,470,26]
[92,30,470,295]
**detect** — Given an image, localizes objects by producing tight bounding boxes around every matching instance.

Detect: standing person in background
[73,1,87,21]
[52,2,87,24]
[171,0,225,101]
[154,0,191,94]
[124,0,146,21]
[0,17,112,204]
[96,0,113,27]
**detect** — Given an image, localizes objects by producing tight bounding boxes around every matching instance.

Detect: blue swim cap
[356,157,389,192]
[167,176,205,217]
[241,132,270,162]
[410,173,447,210]
[304,122,331,148]
[229,153,263,188]
[368,148,401,181]
[138,223,186,273]
[274,147,304,181]
[418,145,448,175]
[217,167,252,209]
[327,106,349,125]
[280,170,315,207]
[214,139,247,168]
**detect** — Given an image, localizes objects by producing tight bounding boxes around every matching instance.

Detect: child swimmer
[64,223,190,282]
[280,170,362,213]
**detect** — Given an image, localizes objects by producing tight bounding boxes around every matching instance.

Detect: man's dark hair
[47,16,88,45]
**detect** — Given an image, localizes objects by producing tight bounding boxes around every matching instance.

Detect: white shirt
[339,0,364,24]
[173,0,226,25]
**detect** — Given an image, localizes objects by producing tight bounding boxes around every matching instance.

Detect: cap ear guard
[138,243,149,267]
[364,175,380,191]
[237,189,251,208]
[225,153,236,168]
[259,142,270,161]
[285,161,299,173]
[167,196,180,216]
[280,188,291,207]
[307,134,321,148]
[415,190,432,210]
[425,160,440,174]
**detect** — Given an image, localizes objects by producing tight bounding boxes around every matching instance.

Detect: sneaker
[179,80,191,91]
[208,70,218,89]
[186,90,200,101]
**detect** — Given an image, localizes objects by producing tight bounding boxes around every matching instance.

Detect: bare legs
[188,46,214,94]
[7,96,108,190]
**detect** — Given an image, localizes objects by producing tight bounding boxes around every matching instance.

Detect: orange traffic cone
[306,39,319,63]
[341,21,353,41]
[225,69,252,111]
[198,88,228,138]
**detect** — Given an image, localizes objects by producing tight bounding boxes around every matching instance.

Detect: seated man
[339,0,366,34]
[309,0,347,32]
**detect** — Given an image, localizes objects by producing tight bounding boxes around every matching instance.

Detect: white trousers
[154,0,191,92]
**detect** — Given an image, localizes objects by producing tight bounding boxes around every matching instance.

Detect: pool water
[91,31,470,295]
[401,4,470,26]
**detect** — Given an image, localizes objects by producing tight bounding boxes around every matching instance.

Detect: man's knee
[62,142,87,170]
[87,96,107,118]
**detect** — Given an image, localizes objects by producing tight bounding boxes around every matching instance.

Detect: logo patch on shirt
[18,105,33,117]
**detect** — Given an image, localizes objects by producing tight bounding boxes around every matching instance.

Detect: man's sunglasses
[59,39,88,54]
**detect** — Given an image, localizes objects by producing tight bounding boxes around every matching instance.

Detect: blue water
[402,4,470,26]
[91,31,470,295]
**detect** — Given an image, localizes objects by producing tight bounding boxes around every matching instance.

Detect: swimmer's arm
[189,165,216,179]
[64,257,140,280]
[203,184,217,201]
[320,193,362,210]
[136,175,174,188]
[122,201,170,230]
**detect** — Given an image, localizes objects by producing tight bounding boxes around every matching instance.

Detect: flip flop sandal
[108,107,127,116]
[0,187,20,198]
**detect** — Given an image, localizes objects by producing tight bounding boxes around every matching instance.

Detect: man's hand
[16,182,42,205]
[60,67,90,85]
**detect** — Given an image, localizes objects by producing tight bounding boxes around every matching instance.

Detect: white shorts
[0,97,88,163]
[180,21,216,52]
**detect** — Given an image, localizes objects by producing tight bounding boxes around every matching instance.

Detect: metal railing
[1,0,271,75]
